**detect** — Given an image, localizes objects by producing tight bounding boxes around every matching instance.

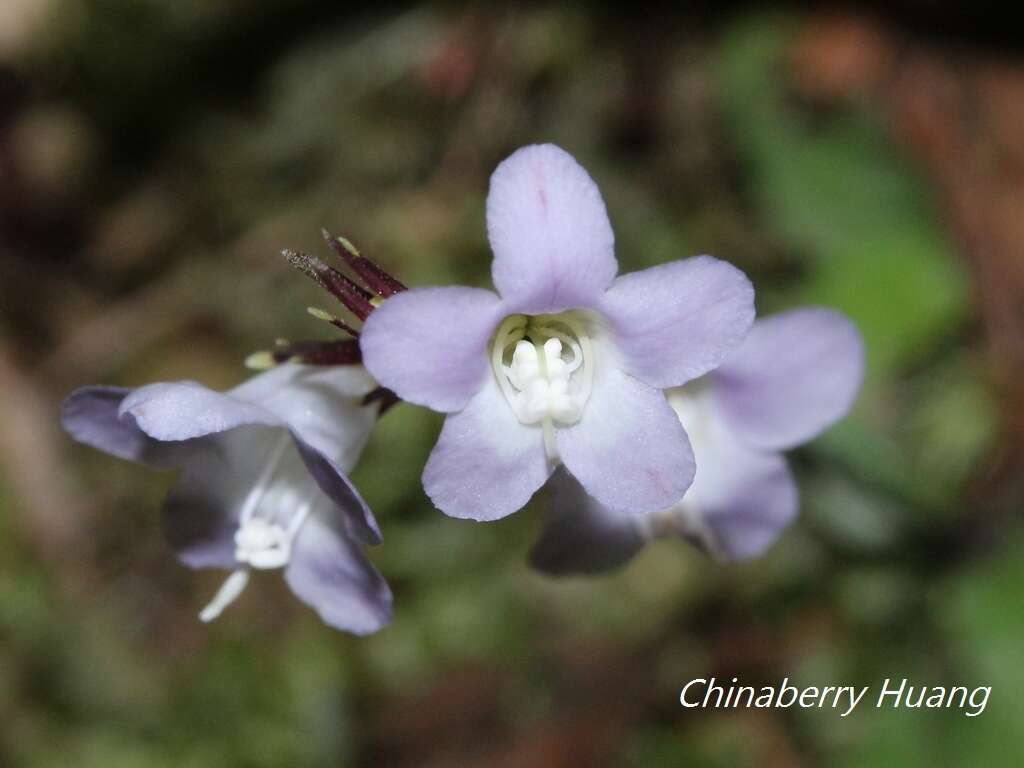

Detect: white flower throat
[491,312,595,459]
[631,386,721,556]
[200,434,314,622]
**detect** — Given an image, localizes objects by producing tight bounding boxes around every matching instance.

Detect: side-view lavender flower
[61,362,392,633]
[60,231,406,634]
[530,307,864,574]
[360,144,756,521]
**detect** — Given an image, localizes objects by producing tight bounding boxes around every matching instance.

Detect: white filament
[199,569,249,622]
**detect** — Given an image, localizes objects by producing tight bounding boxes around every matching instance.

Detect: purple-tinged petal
[557,368,694,514]
[161,441,241,570]
[712,307,864,450]
[291,432,381,546]
[120,381,279,442]
[285,510,392,635]
[231,362,378,470]
[530,470,647,575]
[600,256,755,389]
[422,374,551,521]
[360,286,504,413]
[487,144,617,313]
[60,386,176,467]
[683,447,797,561]
[666,388,797,560]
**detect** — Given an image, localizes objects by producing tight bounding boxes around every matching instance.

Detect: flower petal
[120,380,279,442]
[291,431,381,546]
[487,144,617,313]
[233,359,376,403]
[284,509,392,635]
[529,469,647,575]
[600,256,755,389]
[712,307,864,450]
[60,386,176,467]
[161,438,243,570]
[557,368,694,514]
[422,373,551,521]
[231,362,378,471]
[666,386,797,560]
[360,286,504,413]
[681,437,797,561]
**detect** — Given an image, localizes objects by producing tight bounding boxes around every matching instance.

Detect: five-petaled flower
[60,362,392,634]
[360,144,756,521]
[530,308,864,574]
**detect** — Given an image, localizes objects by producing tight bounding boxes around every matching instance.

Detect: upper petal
[284,510,392,635]
[600,256,755,389]
[529,469,647,575]
[231,362,378,471]
[360,286,504,413]
[487,144,617,313]
[231,359,376,403]
[557,367,695,514]
[60,386,176,467]
[712,307,864,450]
[422,373,551,521]
[120,380,279,442]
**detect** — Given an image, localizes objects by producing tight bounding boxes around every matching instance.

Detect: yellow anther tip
[244,351,276,370]
[337,236,361,257]
[306,307,336,322]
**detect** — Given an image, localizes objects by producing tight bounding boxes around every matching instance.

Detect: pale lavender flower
[60,362,392,634]
[360,144,755,520]
[531,308,864,573]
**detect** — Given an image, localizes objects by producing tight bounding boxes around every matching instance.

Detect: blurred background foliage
[1,3,1022,766]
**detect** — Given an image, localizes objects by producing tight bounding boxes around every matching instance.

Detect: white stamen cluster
[507,338,581,424]
[491,312,595,460]
[234,517,297,569]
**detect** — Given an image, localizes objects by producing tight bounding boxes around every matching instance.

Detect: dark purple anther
[272,339,363,366]
[282,249,376,320]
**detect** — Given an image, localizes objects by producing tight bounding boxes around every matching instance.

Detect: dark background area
[1,3,1022,766]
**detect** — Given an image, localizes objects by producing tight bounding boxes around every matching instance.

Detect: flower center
[491,312,595,458]
[199,433,314,622]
